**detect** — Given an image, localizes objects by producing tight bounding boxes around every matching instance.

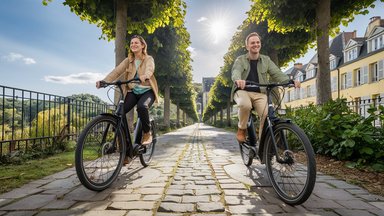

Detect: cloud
[2,52,36,65]
[187,46,197,58]
[197,17,208,22]
[44,72,105,84]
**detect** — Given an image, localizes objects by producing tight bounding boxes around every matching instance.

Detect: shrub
[286,99,384,169]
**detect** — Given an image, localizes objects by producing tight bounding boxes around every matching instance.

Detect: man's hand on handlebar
[235,80,246,90]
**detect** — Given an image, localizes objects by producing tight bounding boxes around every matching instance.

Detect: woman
[96,35,159,145]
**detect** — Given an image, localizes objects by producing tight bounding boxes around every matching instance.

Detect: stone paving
[0,123,383,216]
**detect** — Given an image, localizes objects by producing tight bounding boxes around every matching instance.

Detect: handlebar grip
[99,80,108,88]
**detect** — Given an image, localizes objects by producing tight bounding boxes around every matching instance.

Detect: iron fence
[346,96,383,127]
[0,85,111,156]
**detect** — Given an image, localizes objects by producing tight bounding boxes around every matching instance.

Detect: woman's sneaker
[142,132,152,145]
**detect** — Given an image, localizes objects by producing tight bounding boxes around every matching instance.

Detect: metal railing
[346,96,383,127]
[0,85,111,156]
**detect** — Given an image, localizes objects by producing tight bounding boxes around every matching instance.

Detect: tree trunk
[176,103,180,127]
[115,0,134,130]
[183,112,186,126]
[315,0,332,105]
[164,85,171,129]
[226,100,231,126]
[220,109,223,125]
[269,48,279,66]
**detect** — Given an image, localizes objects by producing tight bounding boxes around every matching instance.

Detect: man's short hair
[245,32,261,45]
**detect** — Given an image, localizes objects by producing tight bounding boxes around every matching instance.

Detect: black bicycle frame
[256,85,291,164]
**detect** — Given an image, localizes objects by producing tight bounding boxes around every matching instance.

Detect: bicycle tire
[239,142,253,166]
[139,119,156,167]
[75,115,126,191]
[264,122,316,205]
[239,115,257,166]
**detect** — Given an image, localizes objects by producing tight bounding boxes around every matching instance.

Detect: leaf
[359,147,374,155]
[345,161,357,169]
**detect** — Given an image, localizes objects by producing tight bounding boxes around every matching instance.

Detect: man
[231,32,300,142]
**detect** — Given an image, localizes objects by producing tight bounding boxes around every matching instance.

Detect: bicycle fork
[265,118,293,164]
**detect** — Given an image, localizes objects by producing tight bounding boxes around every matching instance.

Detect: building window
[346,48,358,61]
[301,88,306,99]
[284,92,290,102]
[331,76,337,92]
[355,66,368,86]
[379,60,384,80]
[295,71,305,82]
[330,59,337,70]
[306,86,311,97]
[290,90,295,101]
[306,69,315,79]
[342,72,352,89]
[371,62,378,82]
[295,88,301,100]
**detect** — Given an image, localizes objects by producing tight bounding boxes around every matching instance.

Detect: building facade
[284,16,384,111]
[202,77,215,114]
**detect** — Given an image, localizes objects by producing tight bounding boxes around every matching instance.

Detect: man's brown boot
[236,128,246,142]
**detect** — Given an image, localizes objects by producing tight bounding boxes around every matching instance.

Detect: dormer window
[330,58,337,70]
[371,35,384,52]
[306,69,315,79]
[347,48,357,61]
[295,71,305,82]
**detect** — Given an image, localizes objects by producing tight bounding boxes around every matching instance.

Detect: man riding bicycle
[231,32,301,142]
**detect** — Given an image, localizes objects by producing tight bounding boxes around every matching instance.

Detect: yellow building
[284,16,384,112]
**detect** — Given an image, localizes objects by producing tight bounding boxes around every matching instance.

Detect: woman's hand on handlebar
[139,74,149,83]
[96,80,107,89]
[235,80,246,90]
[96,81,101,89]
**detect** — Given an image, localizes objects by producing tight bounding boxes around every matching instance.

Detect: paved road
[0,123,383,216]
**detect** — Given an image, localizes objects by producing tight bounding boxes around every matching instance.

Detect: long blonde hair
[128,35,148,60]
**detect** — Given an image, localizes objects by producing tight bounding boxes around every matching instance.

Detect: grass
[0,151,75,194]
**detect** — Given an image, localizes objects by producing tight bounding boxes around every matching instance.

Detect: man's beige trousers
[234,90,267,139]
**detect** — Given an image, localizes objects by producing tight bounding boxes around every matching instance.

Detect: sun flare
[209,20,227,44]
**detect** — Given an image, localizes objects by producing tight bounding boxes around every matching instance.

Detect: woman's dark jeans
[124,90,155,133]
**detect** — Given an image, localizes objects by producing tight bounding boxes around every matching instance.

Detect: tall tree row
[44,0,197,128]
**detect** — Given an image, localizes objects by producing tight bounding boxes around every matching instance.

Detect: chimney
[369,16,381,23]
[365,16,383,37]
[294,63,303,69]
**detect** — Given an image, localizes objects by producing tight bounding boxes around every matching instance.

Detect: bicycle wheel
[140,119,156,167]
[239,115,257,166]
[239,142,253,166]
[264,122,316,205]
[75,115,126,191]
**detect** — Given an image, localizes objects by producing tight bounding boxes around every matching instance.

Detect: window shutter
[379,60,384,79]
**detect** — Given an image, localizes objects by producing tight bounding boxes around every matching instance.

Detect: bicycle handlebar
[99,78,141,88]
[234,80,295,91]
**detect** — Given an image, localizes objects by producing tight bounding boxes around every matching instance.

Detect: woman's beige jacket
[103,55,159,103]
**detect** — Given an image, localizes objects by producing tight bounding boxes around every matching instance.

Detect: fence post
[67,97,71,141]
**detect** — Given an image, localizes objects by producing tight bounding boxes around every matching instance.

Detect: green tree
[248,0,381,104]
[43,0,187,128]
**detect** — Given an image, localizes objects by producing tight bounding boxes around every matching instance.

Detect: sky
[0,0,383,102]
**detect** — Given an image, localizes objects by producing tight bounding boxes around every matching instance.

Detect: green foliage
[68,93,107,104]
[44,0,186,39]
[286,99,384,167]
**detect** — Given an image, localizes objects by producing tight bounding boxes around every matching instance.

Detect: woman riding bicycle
[96,35,159,146]
[231,32,300,143]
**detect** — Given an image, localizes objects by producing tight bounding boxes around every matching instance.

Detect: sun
[209,20,227,44]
